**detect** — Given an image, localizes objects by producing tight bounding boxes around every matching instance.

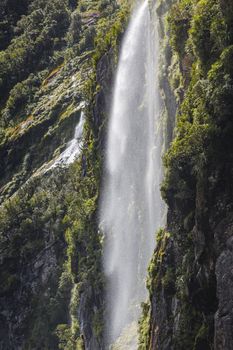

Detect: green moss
[190,0,226,69]
[194,322,210,350]
[138,302,151,350]
[93,309,104,338]
[167,0,193,57]
[147,229,171,295]
[173,305,203,350]
[92,3,130,65]
[143,1,232,348]
[162,267,176,293]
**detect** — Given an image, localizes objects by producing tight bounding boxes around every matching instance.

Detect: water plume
[100,0,165,346]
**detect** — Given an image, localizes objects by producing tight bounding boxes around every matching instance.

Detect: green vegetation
[138,302,151,350]
[0,0,130,348]
[140,0,233,348]
[163,0,233,210]
[5,0,233,348]
[0,0,70,105]
[0,0,127,135]
[0,0,130,200]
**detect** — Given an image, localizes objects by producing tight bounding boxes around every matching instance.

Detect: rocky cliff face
[140,0,233,349]
[2,0,233,349]
[0,1,129,349]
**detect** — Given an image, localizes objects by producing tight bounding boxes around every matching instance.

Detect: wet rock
[215,236,233,349]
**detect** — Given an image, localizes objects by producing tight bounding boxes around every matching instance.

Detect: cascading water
[100,0,165,347]
[50,110,85,168]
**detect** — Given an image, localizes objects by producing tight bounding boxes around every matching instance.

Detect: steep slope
[140,0,233,349]
[0,1,130,349]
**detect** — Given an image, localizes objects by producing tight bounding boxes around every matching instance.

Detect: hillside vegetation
[140,0,233,349]
[0,1,130,349]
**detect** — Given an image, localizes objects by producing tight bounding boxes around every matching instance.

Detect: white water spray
[101,0,165,347]
[51,111,85,168]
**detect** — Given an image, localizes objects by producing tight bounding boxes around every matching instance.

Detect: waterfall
[50,111,85,168]
[100,0,165,347]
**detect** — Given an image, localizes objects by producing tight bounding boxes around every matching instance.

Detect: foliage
[167,0,193,57]
[0,0,31,50]
[162,0,233,208]
[0,0,131,348]
[0,0,70,103]
[141,0,233,348]
[138,302,151,350]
